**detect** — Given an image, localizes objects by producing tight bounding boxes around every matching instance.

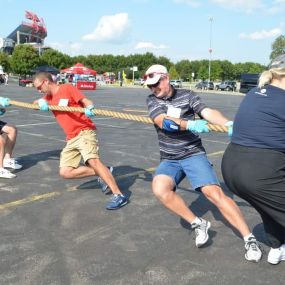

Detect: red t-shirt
[43,84,96,140]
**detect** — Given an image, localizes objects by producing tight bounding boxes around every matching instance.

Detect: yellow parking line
[208,150,224,157]
[116,167,155,179]
[0,151,224,210]
[0,191,61,210]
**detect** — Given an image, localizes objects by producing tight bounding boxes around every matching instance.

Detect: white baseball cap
[144,64,168,85]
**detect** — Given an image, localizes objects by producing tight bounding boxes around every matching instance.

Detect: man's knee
[86,157,101,169]
[201,184,225,203]
[152,175,174,200]
[59,167,73,179]
[3,125,17,136]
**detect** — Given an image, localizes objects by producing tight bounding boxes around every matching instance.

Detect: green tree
[210,60,223,81]
[232,63,245,80]
[218,60,234,80]
[7,44,268,81]
[72,55,89,66]
[169,65,179,79]
[270,35,285,60]
[40,48,72,69]
[10,44,40,75]
[156,56,172,71]
[175,60,192,81]
[0,52,10,72]
[196,60,209,80]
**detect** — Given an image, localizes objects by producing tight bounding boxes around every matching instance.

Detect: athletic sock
[243,233,255,242]
[191,217,202,226]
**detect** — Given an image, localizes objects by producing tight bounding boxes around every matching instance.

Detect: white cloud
[239,27,282,40]
[47,41,82,55]
[173,0,201,7]
[69,42,82,51]
[135,42,168,49]
[82,13,130,43]
[266,1,285,14]
[210,0,263,13]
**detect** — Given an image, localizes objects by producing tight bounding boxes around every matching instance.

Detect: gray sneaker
[97,166,113,192]
[245,236,262,262]
[192,218,211,248]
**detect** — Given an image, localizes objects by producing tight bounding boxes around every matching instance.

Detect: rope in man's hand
[0,97,230,133]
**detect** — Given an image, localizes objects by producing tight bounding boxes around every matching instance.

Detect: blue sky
[0,0,284,65]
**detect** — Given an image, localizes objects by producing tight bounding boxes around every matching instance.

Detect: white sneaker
[267,245,285,265]
[97,166,113,192]
[192,218,211,248]
[0,168,16,178]
[3,158,22,170]
[245,236,262,262]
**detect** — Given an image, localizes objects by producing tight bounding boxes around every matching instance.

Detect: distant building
[0,11,48,54]
[0,38,15,54]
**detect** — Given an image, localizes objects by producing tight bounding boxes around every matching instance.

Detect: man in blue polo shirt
[145,64,262,262]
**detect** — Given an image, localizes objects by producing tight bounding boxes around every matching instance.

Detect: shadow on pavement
[179,181,266,243]
[16,149,61,170]
[75,165,153,200]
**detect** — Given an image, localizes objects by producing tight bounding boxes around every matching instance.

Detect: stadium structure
[0,11,48,54]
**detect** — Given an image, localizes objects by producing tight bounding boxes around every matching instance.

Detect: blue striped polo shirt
[147,88,206,160]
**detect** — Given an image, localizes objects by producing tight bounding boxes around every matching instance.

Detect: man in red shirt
[32,72,128,210]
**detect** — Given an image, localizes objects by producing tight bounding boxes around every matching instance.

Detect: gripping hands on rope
[84,105,96,118]
[38,99,49,111]
[225,121,233,137]
[186,120,209,133]
[0,97,10,107]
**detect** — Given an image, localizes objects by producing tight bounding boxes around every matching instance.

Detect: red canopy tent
[61,63,97,75]
[61,63,97,90]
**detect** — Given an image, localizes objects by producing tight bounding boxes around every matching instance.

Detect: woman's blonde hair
[258,68,285,88]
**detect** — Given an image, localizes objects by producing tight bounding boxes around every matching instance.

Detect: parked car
[133,79,144,85]
[19,75,33,87]
[195,81,214,90]
[216,81,237,91]
[170,80,182,88]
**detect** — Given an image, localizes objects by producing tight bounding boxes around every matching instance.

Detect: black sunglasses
[147,78,161,89]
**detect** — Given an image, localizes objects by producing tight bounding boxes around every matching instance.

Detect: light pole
[208,17,213,82]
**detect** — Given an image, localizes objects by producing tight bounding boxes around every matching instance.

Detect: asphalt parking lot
[0,83,283,285]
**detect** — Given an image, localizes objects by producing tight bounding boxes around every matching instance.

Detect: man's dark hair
[33,72,53,82]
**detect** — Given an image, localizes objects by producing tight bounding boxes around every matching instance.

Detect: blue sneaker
[97,166,113,192]
[106,194,128,210]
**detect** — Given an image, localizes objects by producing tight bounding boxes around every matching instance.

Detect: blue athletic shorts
[154,153,220,191]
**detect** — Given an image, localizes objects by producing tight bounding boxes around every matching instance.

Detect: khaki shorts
[60,130,99,168]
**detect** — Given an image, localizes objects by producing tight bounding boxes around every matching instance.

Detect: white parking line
[203,138,229,145]
[17,122,57,127]
[18,130,65,142]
